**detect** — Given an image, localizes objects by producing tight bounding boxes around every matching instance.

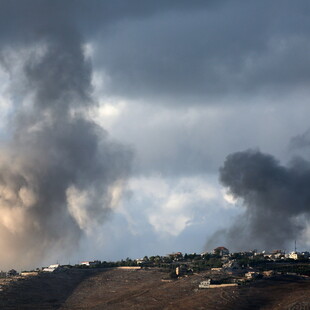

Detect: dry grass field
[0,268,309,309]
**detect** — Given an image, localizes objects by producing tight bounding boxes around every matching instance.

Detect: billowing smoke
[0,7,131,269]
[206,149,310,251]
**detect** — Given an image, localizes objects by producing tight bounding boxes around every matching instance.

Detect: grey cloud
[91,1,310,103]
[2,1,310,104]
[0,0,216,42]
[0,1,132,269]
[286,129,310,167]
[289,130,310,152]
[206,149,310,251]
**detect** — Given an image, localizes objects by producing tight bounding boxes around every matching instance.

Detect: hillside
[0,268,309,309]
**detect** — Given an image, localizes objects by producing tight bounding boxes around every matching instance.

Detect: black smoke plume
[207,149,310,251]
[0,4,131,269]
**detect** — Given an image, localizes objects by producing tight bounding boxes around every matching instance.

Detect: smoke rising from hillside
[0,15,131,269]
[206,149,310,251]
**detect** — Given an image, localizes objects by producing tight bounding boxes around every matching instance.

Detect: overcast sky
[0,1,310,269]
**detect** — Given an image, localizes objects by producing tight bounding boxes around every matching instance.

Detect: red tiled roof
[214,247,228,251]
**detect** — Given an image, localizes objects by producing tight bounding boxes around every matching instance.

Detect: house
[211,267,222,271]
[263,270,275,277]
[199,279,211,289]
[245,271,259,279]
[272,250,285,260]
[7,269,18,277]
[135,259,144,265]
[288,252,300,260]
[168,252,183,261]
[222,260,240,271]
[213,247,229,256]
[262,252,273,259]
[263,250,285,260]
[21,271,39,277]
[80,261,99,267]
[43,264,60,272]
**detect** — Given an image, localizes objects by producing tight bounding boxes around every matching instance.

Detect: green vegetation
[73,252,224,274]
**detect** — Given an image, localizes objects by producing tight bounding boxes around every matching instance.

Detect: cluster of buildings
[195,247,310,289]
[79,261,100,267]
[133,246,310,286]
[211,247,310,261]
[135,246,310,266]
[0,261,101,278]
[41,261,100,272]
[0,269,18,278]
[1,246,309,279]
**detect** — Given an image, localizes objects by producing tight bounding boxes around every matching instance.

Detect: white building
[199,279,211,289]
[80,261,98,267]
[136,259,144,265]
[43,264,60,272]
[288,252,300,260]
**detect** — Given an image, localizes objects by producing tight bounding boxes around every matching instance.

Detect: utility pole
[294,240,297,253]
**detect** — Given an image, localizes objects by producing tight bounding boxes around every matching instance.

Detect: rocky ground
[0,268,309,309]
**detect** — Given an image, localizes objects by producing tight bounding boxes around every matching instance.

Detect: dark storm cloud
[90,0,310,102]
[206,149,310,251]
[2,0,310,104]
[0,0,214,41]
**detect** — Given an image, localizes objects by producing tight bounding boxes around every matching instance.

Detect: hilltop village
[0,247,309,309]
[2,246,310,287]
